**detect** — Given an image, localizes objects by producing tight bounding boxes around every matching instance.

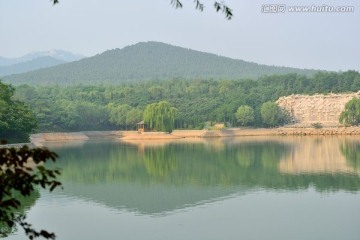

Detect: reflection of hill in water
[57,182,247,215]
[46,137,360,214]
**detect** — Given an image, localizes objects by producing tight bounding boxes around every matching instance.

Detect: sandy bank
[120,132,183,140]
[30,131,137,146]
[29,127,360,146]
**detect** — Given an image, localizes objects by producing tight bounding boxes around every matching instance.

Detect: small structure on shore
[136,121,147,132]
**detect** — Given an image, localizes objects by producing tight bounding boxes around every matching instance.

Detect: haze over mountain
[0,49,84,67]
[0,56,66,77]
[0,49,85,76]
[0,49,85,67]
[3,42,318,85]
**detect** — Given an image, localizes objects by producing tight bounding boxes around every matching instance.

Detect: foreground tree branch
[171,0,233,19]
[50,0,233,20]
[0,145,61,239]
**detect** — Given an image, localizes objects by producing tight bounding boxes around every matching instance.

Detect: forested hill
[3,42,316,85]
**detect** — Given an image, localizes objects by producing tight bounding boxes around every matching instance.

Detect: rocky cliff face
[277,92,360,126]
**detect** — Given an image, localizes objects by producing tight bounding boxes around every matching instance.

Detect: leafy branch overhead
[50,0,233,20]
[170,0,233,19]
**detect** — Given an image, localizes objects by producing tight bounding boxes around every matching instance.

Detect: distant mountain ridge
[3,42,317,85]
[0,49,84,67]
[0,56,66,76]
[0,49,85,77]
[23,49,85,63]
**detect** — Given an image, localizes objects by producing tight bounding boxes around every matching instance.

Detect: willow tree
[143,101,177,132]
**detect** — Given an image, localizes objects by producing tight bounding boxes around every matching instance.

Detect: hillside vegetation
[3,42,316,85]
[9,71,360,132]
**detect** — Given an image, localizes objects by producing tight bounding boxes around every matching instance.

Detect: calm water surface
[6,136,360,240]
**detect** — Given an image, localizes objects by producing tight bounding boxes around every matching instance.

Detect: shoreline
[28,127,360,146]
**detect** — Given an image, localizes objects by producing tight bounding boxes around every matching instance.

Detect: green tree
[108,104,131,129]
[0,81,37,143]
[143,101,177,132]
[125,108,143,128]
[0,81,62,240]
[260,101,284,127]
[108,104,143,130]
[339,98,360,126]
[0,146,61,239]
[148,86,165,100]
[235,105,254,126]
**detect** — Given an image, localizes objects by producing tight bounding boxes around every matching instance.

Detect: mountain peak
[3,42,317,85]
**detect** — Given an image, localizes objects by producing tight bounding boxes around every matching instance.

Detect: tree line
[1,70,360,139]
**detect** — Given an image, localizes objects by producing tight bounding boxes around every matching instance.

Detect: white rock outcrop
[277,92,360,126]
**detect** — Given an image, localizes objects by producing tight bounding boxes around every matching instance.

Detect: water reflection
[0,191,39,237]
[279,137,360,175]
[340,139,360,170]
[144,147,177,178]
[5,137,360,240]
[43,137,360,215]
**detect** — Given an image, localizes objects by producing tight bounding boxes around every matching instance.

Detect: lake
[5,136,360,240]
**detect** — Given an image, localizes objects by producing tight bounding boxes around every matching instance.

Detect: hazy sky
[1,0,359,71]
